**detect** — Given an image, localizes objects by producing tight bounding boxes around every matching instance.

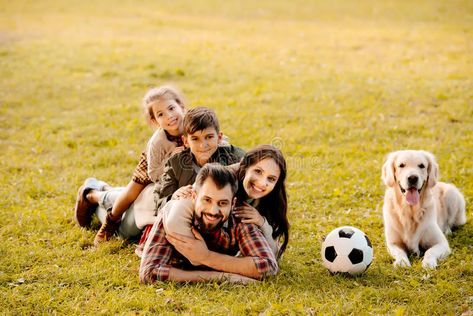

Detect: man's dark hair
[194,163,237,196]
[183,106,220,135]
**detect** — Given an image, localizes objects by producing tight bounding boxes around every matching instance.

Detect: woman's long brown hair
[236,145,289,258]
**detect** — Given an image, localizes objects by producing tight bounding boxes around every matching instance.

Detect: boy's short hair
[194,163,238,196]
[183,106,220,135]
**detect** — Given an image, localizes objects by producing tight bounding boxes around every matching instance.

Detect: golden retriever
[381,150,466,268]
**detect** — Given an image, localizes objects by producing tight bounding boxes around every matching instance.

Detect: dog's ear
[382,152,397,187]
[422,151,438,188]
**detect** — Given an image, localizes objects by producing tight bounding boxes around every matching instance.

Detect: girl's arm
[146,129,176,183]
[110,180,145,219]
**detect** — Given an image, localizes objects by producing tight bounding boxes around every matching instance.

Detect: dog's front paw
[393,257,411,268]
[422,257,438,269]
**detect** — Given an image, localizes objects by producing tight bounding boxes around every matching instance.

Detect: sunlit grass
[1,0,472,314]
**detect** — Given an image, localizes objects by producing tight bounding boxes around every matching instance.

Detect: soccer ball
[321,226,373,275]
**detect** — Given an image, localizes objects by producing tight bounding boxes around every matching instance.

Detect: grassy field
[1,0,472,314]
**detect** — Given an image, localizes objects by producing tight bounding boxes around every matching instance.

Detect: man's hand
[171,185,193,200]
[166,228,210,266]
[221,273,257,284]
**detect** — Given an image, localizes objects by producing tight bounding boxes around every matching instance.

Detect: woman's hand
[172,185,193,200]
[233,202,265,227]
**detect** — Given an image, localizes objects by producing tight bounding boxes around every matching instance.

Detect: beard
[196,212,225,234]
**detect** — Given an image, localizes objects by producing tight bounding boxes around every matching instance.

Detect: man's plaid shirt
[139,214,278,283]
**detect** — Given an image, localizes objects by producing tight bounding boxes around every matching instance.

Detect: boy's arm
[154,158,179,212]
[230,145,245,163]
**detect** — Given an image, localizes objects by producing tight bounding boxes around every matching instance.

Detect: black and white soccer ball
[321,226,373,275]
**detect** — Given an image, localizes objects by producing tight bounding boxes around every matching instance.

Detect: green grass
[1,0,472,314]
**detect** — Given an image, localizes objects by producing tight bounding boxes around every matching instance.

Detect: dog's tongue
[406,188,419,206]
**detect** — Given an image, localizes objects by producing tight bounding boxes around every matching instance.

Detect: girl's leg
[117,205,142,239]
[96,196,141,239]
[94,181,145,245]
[94,188,125,224]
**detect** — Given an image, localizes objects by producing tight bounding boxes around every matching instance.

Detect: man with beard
[139,163,278,283]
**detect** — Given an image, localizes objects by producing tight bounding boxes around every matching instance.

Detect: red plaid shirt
[139,215,278,283]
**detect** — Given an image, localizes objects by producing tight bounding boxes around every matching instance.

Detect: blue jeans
[95,188,142,239]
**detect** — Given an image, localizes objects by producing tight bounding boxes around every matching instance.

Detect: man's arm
[139,220,255,284]
[206,223,278,279]
[168,269,255,284]
[167,225,279,280]
[139,220,174,283]
[203,251,268,279]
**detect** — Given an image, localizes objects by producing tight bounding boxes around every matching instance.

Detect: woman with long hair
[233,145,289,258]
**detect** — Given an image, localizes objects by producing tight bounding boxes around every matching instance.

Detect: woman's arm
[233,202,279,257]
[259,218,278,256]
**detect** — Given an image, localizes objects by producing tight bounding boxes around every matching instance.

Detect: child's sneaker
[74,178,110,227]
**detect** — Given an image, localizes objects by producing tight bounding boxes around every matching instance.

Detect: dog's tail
[454,192,467,227]
[446,184,466,229]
